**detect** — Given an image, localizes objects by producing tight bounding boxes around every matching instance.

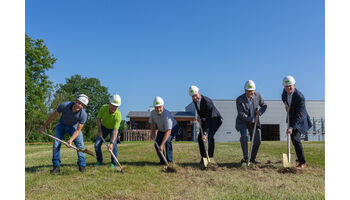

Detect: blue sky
[25,0,325,119]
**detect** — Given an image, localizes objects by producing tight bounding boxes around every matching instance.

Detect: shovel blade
[81,148,95,157]
[282,153,295,168]
[202,158,209,168]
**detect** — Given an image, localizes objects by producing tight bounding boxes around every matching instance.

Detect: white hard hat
[110,94,121,106]
[189,85,199,96]
[153,96,164,107]
[244,80,256,91]
[283,76,296,86]
[76,94,89,106]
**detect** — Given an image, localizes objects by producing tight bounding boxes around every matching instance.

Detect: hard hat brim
[110,102,120,106]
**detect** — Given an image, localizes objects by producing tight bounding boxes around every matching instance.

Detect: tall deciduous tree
[54,75,111,141]
[25,34,57,141]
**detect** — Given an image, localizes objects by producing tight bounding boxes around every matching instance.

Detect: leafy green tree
[53,75,111,141]
[25,34,57,142]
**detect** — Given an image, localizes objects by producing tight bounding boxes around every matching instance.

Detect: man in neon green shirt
[94,94,122,168]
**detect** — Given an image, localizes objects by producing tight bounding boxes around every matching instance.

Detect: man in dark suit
[235,80,267,165]
[189,85,223,163]
[282,76,312,169]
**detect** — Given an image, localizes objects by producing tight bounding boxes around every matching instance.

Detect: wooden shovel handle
[199,121,210,162]
[154,142,169,166]
[100,136,123,169]
[41,131,79,151]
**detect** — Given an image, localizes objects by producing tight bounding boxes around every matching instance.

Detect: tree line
[25,34,128,142]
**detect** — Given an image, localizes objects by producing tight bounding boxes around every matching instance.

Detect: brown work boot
[295,163,307,169]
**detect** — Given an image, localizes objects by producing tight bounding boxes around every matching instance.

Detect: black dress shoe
[158,161,166,165]
[250,160,261,164]
[79,166,86,172]
[50,166,60,174]
[200,158,204,164]
[240,159,248,164]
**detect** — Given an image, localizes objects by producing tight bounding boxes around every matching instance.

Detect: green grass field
[26,141,325,200]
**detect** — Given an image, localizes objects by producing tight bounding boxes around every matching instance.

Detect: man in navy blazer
[189,85,223,163]
[235,80,267,165]
[282,75,312,169]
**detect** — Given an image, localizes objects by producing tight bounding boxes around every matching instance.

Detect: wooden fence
[123,129,153,141]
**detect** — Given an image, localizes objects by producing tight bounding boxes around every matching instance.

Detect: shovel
[100,136,123,173]
[41,131,95,157]
[154,135,177,172]
[283,114,295,167]
[247,115,259,167]
[199,122,210,168]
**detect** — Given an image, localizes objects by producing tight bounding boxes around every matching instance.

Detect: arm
[159,129,171,152]
[281,90,289,112]
[97,118,102,137]
[67,123,84,147]
[38,111,59,133]
[290,94,305,130]
[109,129,118,151]
[257,94,267,116]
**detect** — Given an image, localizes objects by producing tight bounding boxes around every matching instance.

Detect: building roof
[127,111,195,119]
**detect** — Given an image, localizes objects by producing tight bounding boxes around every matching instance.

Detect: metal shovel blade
[202,157,209,168]
[282,153,295,168]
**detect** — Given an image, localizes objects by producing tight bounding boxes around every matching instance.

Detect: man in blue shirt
[39,94,89,174]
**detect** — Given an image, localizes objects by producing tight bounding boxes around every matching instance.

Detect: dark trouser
[198,117,222,158]
[291,129,306,164]
[154,124,179,163]
[239,126,261,161]
[94,126,118,165]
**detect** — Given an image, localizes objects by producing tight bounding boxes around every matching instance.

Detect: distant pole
[313,117,316,132]
[321,117,325,134]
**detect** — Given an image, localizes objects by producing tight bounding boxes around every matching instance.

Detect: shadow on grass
[218,162,243,169]
[25,162,96,173]
[120,161,163,167]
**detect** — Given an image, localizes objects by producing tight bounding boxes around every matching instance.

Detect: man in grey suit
[235,80,267,165]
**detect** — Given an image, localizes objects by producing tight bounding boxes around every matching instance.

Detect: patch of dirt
[162,163,178,173]
[277,167,301,174]
[206,162,219,171]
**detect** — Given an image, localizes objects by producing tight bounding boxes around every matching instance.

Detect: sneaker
[199,158,203,165]
[110,163,116,169]
[94,161,103,166]
[79,166,86,172]
[50,166,60,175]
[296,163,307,170]
[241,159,248,166]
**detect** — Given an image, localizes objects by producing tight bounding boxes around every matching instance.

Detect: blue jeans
[52,123,86,167]
[94,126,118,165]
[154,124,179,163]
[239,125,261,161]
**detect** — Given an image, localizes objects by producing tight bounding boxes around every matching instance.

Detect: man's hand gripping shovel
[100,136,123,173]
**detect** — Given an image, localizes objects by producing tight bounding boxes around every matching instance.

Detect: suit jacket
[282,88,312,134]
[194,95,222,134]
[235,92,267,131]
